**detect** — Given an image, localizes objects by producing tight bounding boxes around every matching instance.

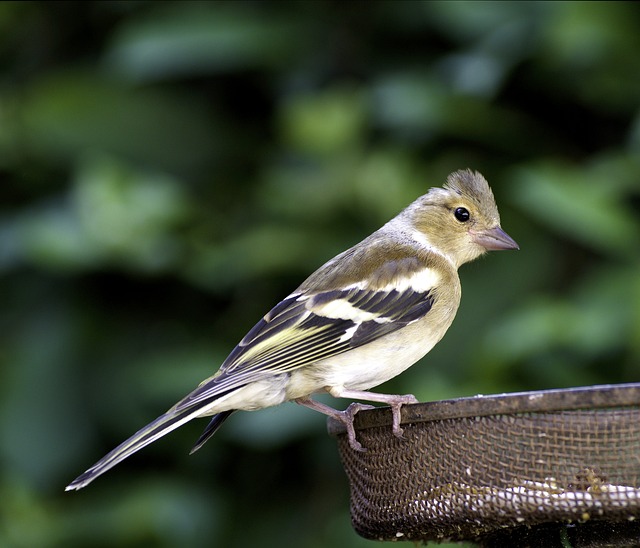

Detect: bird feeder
[328,384,640,547]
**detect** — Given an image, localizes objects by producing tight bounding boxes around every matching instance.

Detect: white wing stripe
[312,298,379,322]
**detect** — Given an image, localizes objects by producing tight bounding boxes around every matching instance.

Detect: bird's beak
[471,226,519,251]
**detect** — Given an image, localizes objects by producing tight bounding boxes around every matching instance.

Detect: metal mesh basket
[328,384,640,545]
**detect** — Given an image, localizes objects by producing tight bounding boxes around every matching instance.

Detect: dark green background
[1,2,639,547]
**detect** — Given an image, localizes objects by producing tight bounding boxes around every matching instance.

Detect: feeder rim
[327,382,640,437]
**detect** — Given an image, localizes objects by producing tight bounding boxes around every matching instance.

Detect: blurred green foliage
[1,2,639,547]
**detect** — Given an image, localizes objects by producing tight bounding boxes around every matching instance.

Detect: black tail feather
[190,410,235,455]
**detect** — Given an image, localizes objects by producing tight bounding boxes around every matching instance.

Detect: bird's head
[408,169,519,268]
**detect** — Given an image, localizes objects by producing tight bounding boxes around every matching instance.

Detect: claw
[295,397,375,451]
[387,394,418,439]
[342,403,375,451]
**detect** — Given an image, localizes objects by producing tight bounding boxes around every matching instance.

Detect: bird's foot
[294,397,374,452]
[386,394,418,439]
[340,402,375,452]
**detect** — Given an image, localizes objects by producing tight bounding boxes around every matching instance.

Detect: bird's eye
[454,207,470,222]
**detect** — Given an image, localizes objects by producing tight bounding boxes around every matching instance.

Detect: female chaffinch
[67,168,518,490]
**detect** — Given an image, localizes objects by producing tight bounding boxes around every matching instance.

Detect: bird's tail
[66,400,231,491]
[190,410,235,454]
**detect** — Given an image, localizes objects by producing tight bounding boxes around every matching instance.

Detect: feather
[190,411,235,454]
[65,390,239,491]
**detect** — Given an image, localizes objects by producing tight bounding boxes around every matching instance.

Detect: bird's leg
[328,389,418,439]
[295,397,374,452]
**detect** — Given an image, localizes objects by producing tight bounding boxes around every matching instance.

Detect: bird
[66,169,518,491]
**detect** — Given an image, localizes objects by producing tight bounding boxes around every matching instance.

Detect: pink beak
[472,226,519,251]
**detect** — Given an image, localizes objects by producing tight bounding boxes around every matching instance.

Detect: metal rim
[327,383,640,436]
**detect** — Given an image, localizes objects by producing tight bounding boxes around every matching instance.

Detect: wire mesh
[328,384,640,544]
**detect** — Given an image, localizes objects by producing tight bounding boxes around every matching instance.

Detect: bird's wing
[231,284,435,371]
[175,262,438,411]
